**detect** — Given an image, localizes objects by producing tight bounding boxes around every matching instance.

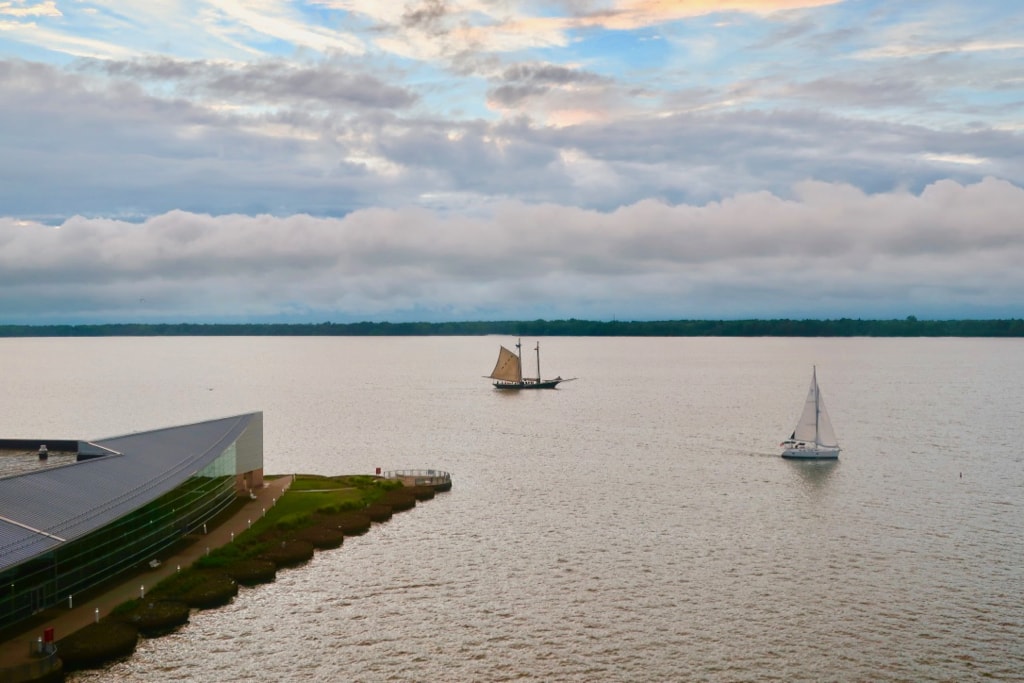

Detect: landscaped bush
[223,558,278,586]
[181,572,238,609]
[57,621,138,671]
[259,539,315,568]
[315,511,373,535]
[379,490,416,512]
[407,485,436,501]
[313,499,364,514]
[193,540,249,568]
[364,502,393,522]
[294,525,345,549]
[150,569,238,609]
[113,600,190,637]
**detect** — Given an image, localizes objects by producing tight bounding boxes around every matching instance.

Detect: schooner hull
[488,340,574,390]
[493,379,564,390]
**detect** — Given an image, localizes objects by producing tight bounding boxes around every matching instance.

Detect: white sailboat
[488,339,574,390]
[780,365,840,459]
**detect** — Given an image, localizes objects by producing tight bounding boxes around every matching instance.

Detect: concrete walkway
[0,475,293,671]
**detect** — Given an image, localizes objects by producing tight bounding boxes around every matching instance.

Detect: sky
[1,0,1023,324]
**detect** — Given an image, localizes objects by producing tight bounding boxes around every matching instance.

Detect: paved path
[0,475,293,670]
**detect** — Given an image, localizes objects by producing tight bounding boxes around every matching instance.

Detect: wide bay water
[2,336,1022,682]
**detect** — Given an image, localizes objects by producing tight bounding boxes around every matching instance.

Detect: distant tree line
[1,318,1023,337]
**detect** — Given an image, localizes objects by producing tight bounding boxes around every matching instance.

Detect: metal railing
[382,469,451,481]
[381,470,452,490]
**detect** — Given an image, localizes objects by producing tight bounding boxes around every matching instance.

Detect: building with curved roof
[0,412,263,631]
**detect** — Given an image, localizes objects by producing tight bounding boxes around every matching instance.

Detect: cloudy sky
[1,0,1022,324]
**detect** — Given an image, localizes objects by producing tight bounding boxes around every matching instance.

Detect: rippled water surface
[3,336,1022,681]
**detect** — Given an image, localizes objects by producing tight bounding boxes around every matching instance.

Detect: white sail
[813,394,838,448]
[489,346,522,383]
[789,367,838,448]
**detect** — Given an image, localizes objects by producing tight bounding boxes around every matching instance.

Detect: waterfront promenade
[0,475,293,673]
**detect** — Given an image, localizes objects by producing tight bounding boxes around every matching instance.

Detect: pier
[381,469,452,492]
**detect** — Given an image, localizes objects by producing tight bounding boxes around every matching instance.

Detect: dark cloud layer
[91,57,418,109]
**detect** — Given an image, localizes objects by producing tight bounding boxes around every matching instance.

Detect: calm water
[3,337,1022,682]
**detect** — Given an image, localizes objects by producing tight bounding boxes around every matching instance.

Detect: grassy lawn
[198,474,400,566]
[114,474,403,603]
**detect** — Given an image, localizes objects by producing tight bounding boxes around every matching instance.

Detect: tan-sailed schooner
[488,339,575,390]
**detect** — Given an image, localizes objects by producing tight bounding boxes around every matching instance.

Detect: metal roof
[0,413,260,574]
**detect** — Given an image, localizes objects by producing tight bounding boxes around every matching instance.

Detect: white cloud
[0,22,139,60]
[1,178,1021,322]
[921,153,987,166]
[203,0,365,55]
[857,39,1024,60]
[0,0,60,18]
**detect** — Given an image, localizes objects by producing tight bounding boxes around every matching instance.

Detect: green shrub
[364,502,393,522]
[407,485,436,501]
[151,569,237,609]
[316,511,372,535]
[114,600,190,637]
[57,621,138,671]
[259,539,315,568]
[380,490,416,512]
[294,525,345,549]
[223,559,277,586]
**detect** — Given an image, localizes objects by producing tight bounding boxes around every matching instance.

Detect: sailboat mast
[535,342,541,383]
[516,338,523,383]
[812,365,820,446]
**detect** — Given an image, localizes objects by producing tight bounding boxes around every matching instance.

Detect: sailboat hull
[781,366,840,459]
[781,446,840,460]
[493,379,564,390]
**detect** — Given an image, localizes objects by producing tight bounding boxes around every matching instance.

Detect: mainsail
[792,367,838,447]
[489,346,522,383]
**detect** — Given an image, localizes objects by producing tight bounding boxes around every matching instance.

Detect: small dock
[381,469,452,492]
